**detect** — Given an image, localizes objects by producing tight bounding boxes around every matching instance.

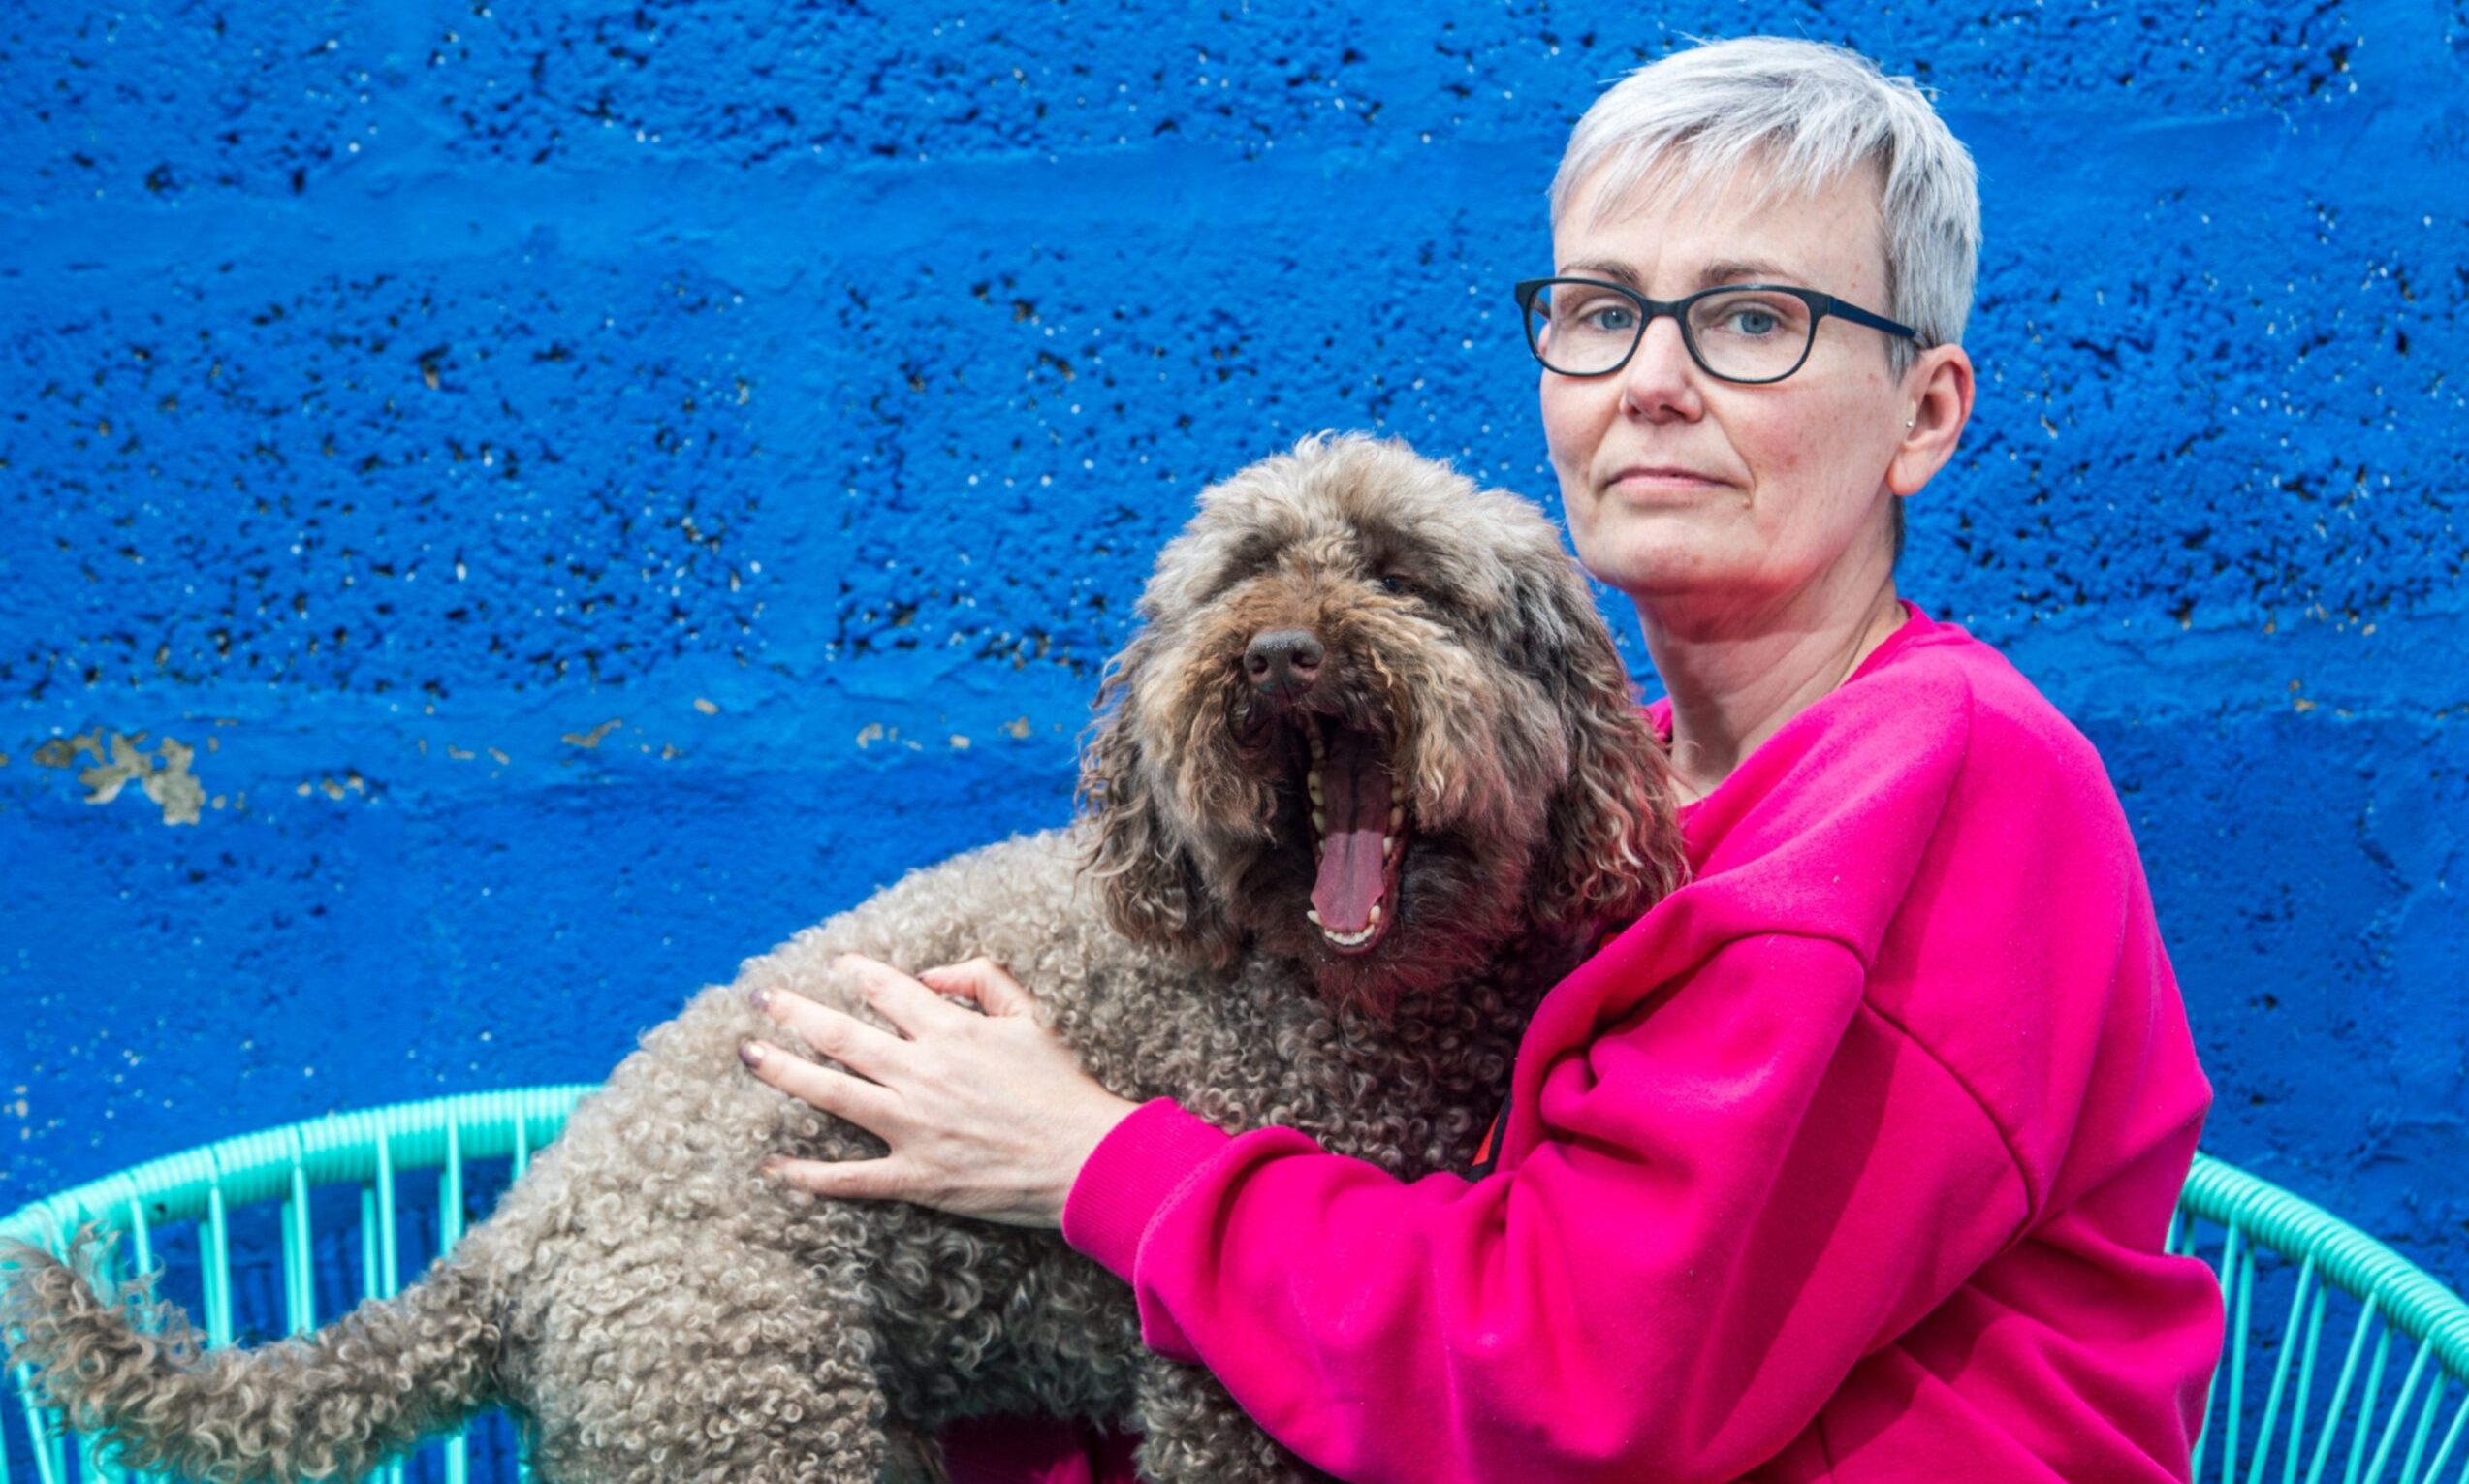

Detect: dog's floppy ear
[1516,561,1688,931]
[1077,639,1240,963]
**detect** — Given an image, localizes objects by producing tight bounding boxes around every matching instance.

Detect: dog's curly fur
[1,435,1684,1484]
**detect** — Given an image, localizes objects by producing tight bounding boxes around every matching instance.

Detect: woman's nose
[1620,315,1704,420]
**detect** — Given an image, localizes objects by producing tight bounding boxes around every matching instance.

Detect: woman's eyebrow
[1558,259,1643,286]
[1695,258,1800,288]
[1554,258,1811,291]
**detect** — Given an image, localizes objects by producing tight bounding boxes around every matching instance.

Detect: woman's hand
[739,954,1141,1228]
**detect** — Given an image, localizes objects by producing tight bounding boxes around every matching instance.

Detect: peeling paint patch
[857,722,886,749]
[561,718,624,748]
[693,698,718,715]
[1003,717,1033,741]
[34,728,206,825]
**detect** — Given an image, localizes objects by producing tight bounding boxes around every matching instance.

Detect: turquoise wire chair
[4,1090,2466,1483]
[0,1089,592,1484]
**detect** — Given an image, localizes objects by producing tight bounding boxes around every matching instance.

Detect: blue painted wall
[2,0,2462,1351]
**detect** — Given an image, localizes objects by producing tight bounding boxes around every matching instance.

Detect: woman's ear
[1888,342,1976,498]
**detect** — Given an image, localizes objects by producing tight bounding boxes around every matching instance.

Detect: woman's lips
[1605,465,1729,493]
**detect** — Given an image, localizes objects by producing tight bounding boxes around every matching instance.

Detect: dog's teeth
[1306,908,1322,926]
[1312,808,1327,834]
[1388,804,1405,831]
[1381,835,1395,860]
[1307,770,1323,805]
[1319,920,1377,947]
[1308,729,1325,760]
[1368,901,1382,925]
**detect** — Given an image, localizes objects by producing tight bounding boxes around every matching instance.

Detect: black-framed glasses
[1513,277,1919,384]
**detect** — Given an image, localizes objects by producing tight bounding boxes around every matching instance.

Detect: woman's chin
[1572,539,1755,607]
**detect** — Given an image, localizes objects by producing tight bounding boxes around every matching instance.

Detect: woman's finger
[750,985,910,1084]
[916,956,1036,1018]
[834,953,968,1036]
[765,1153,915,1203]
[738,1038,902,1134]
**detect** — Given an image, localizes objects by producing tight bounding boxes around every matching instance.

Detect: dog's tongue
[1312,729,1392,932]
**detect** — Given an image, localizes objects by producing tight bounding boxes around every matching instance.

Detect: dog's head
[1078,433,1686,1011]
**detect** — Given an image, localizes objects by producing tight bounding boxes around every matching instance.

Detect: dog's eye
[1377,573,1418,598]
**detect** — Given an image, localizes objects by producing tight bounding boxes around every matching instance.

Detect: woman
[742,37,2224,1483]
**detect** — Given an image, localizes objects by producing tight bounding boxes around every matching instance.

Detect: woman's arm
[1059,931,2029,1484]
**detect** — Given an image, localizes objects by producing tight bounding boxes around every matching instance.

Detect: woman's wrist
[1060,1099,1240,1280]
[1043,1086,1146,1226]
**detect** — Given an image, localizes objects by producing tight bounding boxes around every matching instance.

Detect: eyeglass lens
[1527,283,1816,381]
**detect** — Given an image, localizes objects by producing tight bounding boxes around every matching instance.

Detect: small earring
[1903,416,1915,430]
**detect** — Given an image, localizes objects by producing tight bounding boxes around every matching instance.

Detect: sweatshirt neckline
[1650,600,1937,819]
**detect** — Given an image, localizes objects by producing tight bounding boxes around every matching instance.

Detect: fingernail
[747,984,772,1013]
[738,1040,765,1068]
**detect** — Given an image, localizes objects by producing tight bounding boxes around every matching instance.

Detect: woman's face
[1539,161,1917,621]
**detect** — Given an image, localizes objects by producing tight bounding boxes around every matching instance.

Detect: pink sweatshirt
[1059,607,2225,1483]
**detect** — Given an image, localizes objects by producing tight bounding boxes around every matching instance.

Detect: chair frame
[5,1092,2465,1484]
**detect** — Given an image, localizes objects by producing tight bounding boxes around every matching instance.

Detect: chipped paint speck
[34,728,206,825]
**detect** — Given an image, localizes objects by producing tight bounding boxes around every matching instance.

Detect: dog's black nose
[1245,629,1325,698]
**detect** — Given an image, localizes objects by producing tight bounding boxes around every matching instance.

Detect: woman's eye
[1725,307,1780,336]
[1578,303,1636,333]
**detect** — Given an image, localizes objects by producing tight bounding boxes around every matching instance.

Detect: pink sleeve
[1062,931,2032,1484]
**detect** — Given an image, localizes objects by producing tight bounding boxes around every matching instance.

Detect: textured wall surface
[2,0,2463,1407]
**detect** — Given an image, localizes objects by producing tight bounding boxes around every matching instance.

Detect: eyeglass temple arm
[1817,295,1920,341]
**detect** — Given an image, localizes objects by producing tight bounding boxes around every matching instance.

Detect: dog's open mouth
[1304,717,1406,955]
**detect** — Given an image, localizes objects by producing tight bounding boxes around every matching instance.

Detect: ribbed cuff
[1061,1097,1235,1283]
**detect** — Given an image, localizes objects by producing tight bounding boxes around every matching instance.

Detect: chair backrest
[6,1093,2466,1483]
[2171,1152,2469,1484]
[2,1088,591,1484]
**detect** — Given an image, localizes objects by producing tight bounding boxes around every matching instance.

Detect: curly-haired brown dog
[1,434,1684,1484]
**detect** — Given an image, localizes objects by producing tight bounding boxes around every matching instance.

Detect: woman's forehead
[1551,156,1889,295]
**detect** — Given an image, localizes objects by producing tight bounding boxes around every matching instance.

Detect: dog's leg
[512,1230,892,1484]
[1130,1357,1329,1484]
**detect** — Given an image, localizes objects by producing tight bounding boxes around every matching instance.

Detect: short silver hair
[1549,37,1980,374]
